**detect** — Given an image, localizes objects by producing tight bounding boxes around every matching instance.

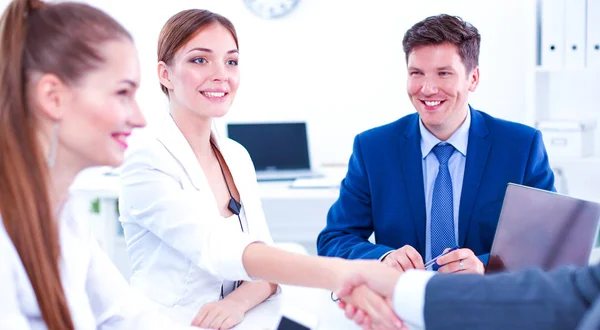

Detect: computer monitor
[227,122,320,181]
[486,183,600,274]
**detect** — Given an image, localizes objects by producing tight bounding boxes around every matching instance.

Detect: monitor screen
[227,122,310,171]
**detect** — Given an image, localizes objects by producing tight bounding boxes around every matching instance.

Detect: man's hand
[331,260,406,329]
[436,248,485,274]
[337,285,406,330]
[382,245,425,271]
[191,299,245,329]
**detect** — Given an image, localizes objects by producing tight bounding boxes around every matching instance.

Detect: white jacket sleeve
[119,141,258,282]
[85,235,197,330]
[0,230,31,330]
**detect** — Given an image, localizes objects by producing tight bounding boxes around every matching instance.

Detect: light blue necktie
[430,143,456,270]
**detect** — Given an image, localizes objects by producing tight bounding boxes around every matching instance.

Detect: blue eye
[192,57,207,64]
[410,71,422,76]
[227,59,238,66]
[439,71,451,76]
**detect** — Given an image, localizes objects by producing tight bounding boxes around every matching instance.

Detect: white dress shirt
[0,199,195,330]
[118,114,278,324]
[421,110,470,265]
[380,111,471,263]
[391,111,471,329]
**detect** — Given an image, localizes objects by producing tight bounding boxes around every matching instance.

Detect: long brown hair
[157,9,239,96]
[0,1,131,329]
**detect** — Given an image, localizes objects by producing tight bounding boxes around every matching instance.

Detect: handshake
[332,245,484,329]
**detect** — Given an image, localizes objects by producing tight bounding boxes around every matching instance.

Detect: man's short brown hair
[402,14,481,73]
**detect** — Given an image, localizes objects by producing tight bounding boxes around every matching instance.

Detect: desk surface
[234,285,359,330]
[69,167,344,200]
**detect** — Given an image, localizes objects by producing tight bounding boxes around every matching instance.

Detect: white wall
[0,0,537,165]
[0,0,538,166]
[75,0,537,167]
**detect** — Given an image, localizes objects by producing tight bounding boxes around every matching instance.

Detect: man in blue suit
[317,14,555,274]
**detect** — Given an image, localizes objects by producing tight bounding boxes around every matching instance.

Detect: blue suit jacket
[317,108,556,260]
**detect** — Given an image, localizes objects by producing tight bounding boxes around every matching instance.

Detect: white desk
[234,285,359,330]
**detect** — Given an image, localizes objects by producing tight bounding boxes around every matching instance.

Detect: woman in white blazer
[119,9,408,329]
[118,9,280,329]
[118,9,405,330]
[0,1,201,329]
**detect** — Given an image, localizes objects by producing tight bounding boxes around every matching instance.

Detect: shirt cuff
[393,269,436,329]
[379,250,393,261]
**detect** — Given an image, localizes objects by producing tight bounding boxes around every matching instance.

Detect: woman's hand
[338,284,405,330]
[333,260,406,329]
[191,299,245,329]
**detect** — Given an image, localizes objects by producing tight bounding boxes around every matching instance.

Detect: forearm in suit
[424,264,600,330]
[316,135,393,260]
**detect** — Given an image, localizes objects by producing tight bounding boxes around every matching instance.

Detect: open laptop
[227,122,322,181]
[486,183,600,274]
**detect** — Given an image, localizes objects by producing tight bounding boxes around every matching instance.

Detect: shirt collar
[419,108,471,159]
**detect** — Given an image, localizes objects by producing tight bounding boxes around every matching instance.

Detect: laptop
[486,183,600,274]
[226,122,322,181]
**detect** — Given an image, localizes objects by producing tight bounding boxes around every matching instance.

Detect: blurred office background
[4,0,600,277]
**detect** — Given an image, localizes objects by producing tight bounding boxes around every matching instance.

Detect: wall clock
[244,0,300,19]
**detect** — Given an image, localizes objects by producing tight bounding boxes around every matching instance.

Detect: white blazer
[118,115,276,323]
[0,199,195,330]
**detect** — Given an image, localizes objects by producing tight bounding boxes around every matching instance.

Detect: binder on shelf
[541,0,566,69]
[587,0,600,68]
[565,0,586,69]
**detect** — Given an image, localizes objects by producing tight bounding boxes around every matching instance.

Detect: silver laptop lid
[486,183,600,274]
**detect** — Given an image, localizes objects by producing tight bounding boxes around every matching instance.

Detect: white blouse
[118,115,278,323]
[0,199,195,330]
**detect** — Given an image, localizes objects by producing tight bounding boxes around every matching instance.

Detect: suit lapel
[458,108,491,246]
[212,136,249,209]
[400,115,427,254]
[155,115,208,191]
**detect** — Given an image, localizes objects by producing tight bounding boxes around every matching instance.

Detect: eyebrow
[186,47,239,55]
[119,79,138,88]
[407,66,455,71]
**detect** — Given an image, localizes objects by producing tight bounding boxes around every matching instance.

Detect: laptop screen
[227,122,311,171]
[486,183,600,274]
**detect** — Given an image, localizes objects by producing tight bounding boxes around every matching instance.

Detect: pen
[424,245,460,268]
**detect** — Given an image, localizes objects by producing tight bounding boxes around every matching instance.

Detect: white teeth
[424,100,442,107]
[202,92,225,98]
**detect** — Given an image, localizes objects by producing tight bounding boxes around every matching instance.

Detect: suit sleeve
[316,134,394,260]
[423,264,600,329]
[524,130,556,192]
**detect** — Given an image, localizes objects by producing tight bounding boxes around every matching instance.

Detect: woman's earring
[47,121,60,168]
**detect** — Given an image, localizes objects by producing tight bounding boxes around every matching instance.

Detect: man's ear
[468,66,480,92]
[158,61,174,91]
[33,73,67,121]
